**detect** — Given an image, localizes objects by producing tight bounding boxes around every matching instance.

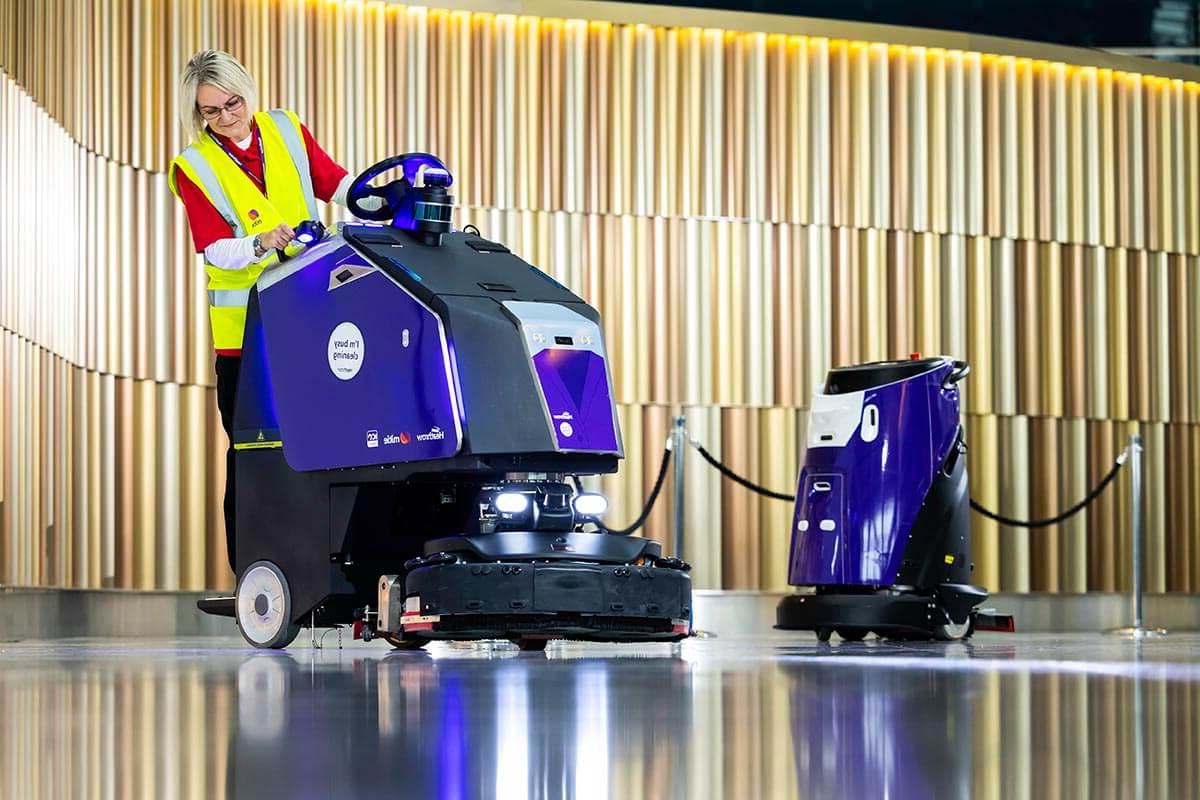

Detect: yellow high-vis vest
[168,109,318,351]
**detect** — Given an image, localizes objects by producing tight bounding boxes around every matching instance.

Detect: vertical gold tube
[946,50,965,235]
[1062,417,1088,591]
[1051,62,1069,244]
[1041,242,1064,417]
[849,40,871,229]
[1187,84,1200,256]
[1147,78,1163,252]
[1171,80,1186,255]
[1012,58,1032,241]
[1170,255,1191,423]
[1031,417,1061,591]
[1015,240,1040,415]
[861,227,885,361]
[909,46,929,232]
[927,47,947,233]
[810,37,830,225]
[870,42,891,230]
[991,237,1017,415]
[1104,247,1127,421]
[829,40,850,228]
[1062,245,1087,418]
[916,232,941,356]
[965,236,992,415]
[941,233,966,363]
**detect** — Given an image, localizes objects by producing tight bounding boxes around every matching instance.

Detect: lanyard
[208,127,267,193]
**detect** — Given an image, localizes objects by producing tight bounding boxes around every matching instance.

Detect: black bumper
[776,584,987,635]
[401,561,692,642]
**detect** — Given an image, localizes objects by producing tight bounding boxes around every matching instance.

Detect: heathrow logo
[416,426,446,442]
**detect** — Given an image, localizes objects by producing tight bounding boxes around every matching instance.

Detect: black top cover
[824,357,946,394]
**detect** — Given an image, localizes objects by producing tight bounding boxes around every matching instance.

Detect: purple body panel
[532,348,619,452]
[257,244,461,471]
[787,361,960,586]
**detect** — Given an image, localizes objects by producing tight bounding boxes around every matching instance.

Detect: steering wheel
[346,153,453,222]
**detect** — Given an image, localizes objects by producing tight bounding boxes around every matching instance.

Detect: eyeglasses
[198,95,245,121]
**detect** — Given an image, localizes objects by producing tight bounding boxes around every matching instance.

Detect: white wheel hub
[237,564,289,646]
[936,620,970,640]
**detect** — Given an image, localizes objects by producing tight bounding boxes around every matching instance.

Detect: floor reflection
[0,635,1198,799]
[228,649,695,799]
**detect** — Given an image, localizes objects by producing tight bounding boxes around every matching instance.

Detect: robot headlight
[572,493,608,517]
[494,492,530,515]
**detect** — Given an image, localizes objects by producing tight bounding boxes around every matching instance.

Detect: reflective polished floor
[2,632,1199,799]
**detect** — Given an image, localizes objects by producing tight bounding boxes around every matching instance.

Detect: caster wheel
[381,633,427,651]
[933,616,976,642]
[837,628,868,642]
[236,561,302,649]
[513,638,549,652]
[815,627,833,643]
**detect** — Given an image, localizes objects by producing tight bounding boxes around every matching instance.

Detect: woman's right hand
[258,223,295,252]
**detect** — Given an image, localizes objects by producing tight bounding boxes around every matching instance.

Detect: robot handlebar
[944,360,971,387]
[346,153,455,244]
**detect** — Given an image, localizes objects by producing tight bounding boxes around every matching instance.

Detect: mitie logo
[383,432,411,446]
[416,426,446,442]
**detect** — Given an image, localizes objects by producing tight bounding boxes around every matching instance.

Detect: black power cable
[601,444,673,536]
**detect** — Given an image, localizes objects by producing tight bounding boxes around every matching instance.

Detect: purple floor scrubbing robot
[776,356,988,641]
[199,153,692,649]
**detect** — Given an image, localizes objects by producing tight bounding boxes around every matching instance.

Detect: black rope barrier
[683,432,1131,530]
[690,441,796,502]
[968,451,1127,528]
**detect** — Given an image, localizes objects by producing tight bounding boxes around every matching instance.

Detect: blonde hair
[178,49,259,142]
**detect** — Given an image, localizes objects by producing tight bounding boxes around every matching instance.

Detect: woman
[170,49,379,573]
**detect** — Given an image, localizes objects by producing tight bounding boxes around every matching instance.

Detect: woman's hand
[258,223,295,252]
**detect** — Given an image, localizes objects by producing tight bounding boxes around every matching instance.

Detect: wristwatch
[252,234,266,258]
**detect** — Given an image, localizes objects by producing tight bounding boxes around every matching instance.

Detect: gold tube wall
[1,0,1199,592]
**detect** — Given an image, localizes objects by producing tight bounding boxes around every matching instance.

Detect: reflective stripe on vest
[177,148,245,237]
[209,288,251,307]
[268,109,318,219]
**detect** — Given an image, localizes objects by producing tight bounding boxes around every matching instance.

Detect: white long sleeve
[334,173,385,212]
[203,235,259,270]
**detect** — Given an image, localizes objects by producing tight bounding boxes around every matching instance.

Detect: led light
[572,493,608,517]
[293,219,325,246]
[494,492,530,514]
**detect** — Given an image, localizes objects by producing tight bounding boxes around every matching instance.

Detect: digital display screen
[554,336,574,345]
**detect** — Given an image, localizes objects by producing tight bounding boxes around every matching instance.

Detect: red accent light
[975,613,1017,633]
[909,352,921,360]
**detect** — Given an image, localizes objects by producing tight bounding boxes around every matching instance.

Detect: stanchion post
[1108,433,1167,639]
[672,415,686,559]
[1131,433,1144,630]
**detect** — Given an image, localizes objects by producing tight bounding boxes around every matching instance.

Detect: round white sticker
[328,322,365,380]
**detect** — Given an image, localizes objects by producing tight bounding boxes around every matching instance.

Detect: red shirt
[175,119,347,254]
